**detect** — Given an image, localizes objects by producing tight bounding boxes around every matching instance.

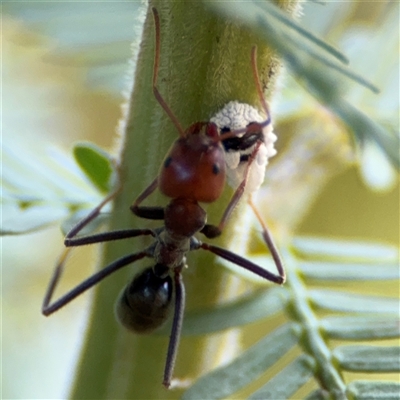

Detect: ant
[42,7,285,389]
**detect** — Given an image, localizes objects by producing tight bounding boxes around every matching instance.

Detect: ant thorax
[154,228,191,270]
[211,101,277,194]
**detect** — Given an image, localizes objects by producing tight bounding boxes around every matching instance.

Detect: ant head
[151,9,226,203]
[158,122,226,203]
[115,267,173,334]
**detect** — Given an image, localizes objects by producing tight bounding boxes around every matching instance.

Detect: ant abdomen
[115,267,173,334]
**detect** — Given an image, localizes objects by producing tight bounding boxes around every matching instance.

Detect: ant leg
[43,158,130,310]
[42,250,148,316]
[200,242,285,284]
[66,176,122,240]
[65,228,155,247]
[163,268,185,388]
[130,177,165,220]
[201,141,263,238]
[248,197,285,281]
[44,228,153,315]
[46,186,153,315]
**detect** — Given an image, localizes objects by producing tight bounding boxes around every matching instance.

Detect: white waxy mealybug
[211,101,277,194]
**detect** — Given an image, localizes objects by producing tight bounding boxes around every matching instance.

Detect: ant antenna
[216,46,272,145]
[151,7,185,137]
[251,46,271,128]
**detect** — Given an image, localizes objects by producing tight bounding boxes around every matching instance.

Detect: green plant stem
[70,1,298,399]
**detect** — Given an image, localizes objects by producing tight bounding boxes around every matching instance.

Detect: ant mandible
[42,7,285,389]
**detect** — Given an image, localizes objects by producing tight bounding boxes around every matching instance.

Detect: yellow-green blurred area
[2,2,399,399]
[2,5,128,398]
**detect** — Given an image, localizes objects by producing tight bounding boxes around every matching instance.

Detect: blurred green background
[2,1,398,399]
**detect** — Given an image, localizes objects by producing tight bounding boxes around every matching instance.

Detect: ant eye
[164,156,172,168]
[212,163,221,175]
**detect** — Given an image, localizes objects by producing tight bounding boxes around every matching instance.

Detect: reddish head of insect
[158,122,226,203]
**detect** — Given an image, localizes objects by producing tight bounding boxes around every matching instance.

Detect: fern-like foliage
[178,237,399,399]
[208,1,399,170]
[3,1,399,400]
[1,142,116,236]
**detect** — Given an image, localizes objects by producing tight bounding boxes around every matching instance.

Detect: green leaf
[208,1,378,93]
[207,1,400,168]
[182,324,298,400]
[73,142,115,194]
[158,287,287,336]
[321,316,400,341]
[1,142,104,236]
[329,99,400,169]
[248,356,315,400]
[334,345,400,372]
[1,203,69,235]
[304,390,327,400]
[346,380,400,400]
[3,2,139,93]
[2,192,44,206]
[45,146,104,204]
[299,261,399,281]
[293,237,398,263]
[2,143,72,201]
[310,290,399,314]
[209,1,347,64]
[250,1,348,65]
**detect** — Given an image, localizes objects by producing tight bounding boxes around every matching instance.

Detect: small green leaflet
[321,316,400,340]
[347,381,400,400]
[334,345,400,372]
[248,356,315,400]
[182,324,298,400]
[1,141,115,236]
[73,142,115,194]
